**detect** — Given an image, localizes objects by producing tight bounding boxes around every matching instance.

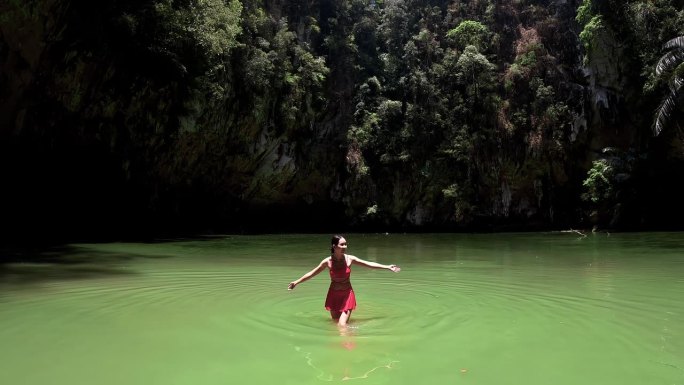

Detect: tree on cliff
[653,36,684,136]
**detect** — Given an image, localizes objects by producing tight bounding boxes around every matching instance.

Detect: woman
[287,235,401,326]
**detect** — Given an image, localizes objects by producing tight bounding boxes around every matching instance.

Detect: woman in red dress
[288,235,401,326]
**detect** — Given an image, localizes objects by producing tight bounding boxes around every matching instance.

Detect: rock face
[0,0,679,236]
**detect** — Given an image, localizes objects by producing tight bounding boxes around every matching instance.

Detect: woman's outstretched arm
[288,258,329,290]
[348,255,401,272]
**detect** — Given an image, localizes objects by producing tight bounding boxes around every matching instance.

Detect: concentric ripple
[1,233,683,385]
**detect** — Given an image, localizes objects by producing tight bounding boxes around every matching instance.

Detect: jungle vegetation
[1,0,684,240]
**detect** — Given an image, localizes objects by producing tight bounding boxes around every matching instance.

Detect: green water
[1,233,683,384]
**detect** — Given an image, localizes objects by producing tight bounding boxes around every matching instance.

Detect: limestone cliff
[1,0,682,238]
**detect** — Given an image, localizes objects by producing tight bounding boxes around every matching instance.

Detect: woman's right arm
[288,258,328,290]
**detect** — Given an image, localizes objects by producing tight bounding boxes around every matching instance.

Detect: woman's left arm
[349,255,401,272]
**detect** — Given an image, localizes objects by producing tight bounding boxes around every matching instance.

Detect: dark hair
[330,235,344,254]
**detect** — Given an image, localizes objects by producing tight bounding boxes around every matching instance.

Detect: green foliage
[503,64,521,91]
[533,84,554,110]
[627,0,684,71]
[295,49,329,89]
[189,0,242,57]
[455,45,497,101]
[582,159,614,204]
[578,15,604,63]
[439,125,473,162]
[349,113,377,147]
[136,0,244,108]
[442,184,459,199]
[244,47,275,89]
[441,183,474,222]
[575,0,594,26]
[8,0,639,230]
[446,20,490,51]
[377,0,410,53]
[517,50,537,68]
[154,0,242,59]
[237,12,329,128]
[576,0,608,65]
[580,146,643,229]
[350,77,384,148]
[0,0,40,24]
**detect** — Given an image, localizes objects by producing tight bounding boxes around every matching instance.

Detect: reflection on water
[1,233,683,385]
[292,324,400,382]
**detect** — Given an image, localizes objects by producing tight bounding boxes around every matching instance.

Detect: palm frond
[653,93,677,136]
[655,49,684,76]
[653,77,684,136]
[663,36,684,50]
[653,36,684,135]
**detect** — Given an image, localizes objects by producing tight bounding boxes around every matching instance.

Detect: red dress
[324,258,357,312]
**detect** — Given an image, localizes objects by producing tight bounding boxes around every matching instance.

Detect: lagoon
[1,233,683,384]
